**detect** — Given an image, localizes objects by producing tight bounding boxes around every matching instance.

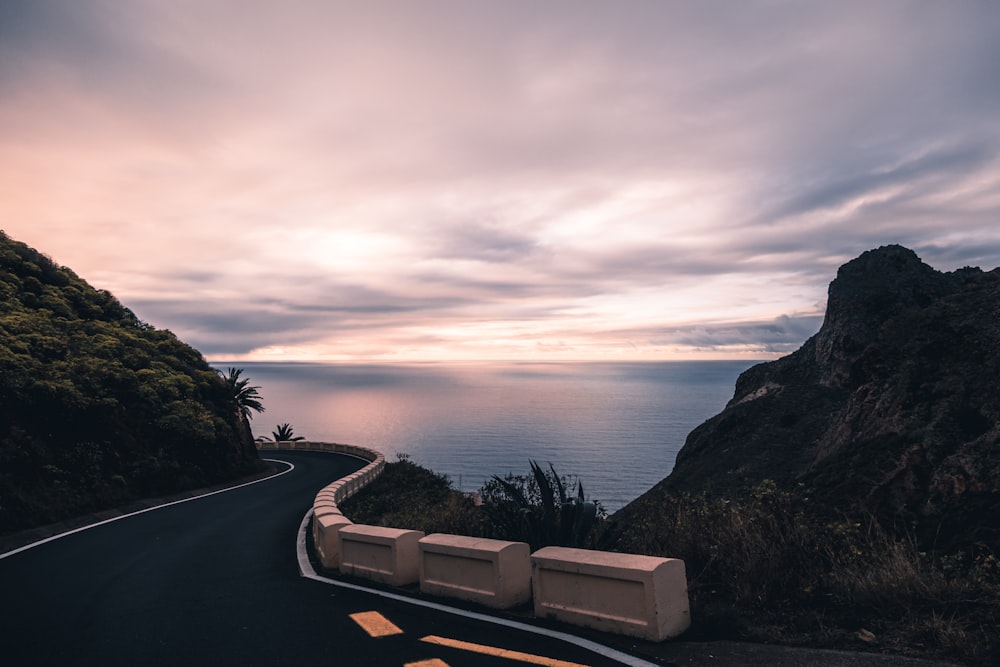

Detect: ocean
[219,361,757,511]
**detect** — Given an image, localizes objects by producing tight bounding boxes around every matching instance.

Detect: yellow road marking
[405,660,450,667]
[421,635,592,667]
[349,611,405,637]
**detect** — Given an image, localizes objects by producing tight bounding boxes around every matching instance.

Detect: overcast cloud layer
[2,1,999,361]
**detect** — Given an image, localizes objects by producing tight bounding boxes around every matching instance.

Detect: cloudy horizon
[2,1,999,362]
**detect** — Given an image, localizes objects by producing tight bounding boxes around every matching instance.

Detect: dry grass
[604,481,1000,665]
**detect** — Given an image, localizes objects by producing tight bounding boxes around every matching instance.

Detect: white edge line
[295,508,660,667]
[0,459,295,560]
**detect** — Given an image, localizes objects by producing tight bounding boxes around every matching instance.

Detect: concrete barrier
[260,440,692,643]
[314,489,338,505]
[419,534,532,609]
[313,513,354,568]
[531,546,689,641]
[339,525,424,586]
[314,500,341,518]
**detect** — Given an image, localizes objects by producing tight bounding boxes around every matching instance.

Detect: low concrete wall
[260,441,691,642]
[419,534,532,609]
[531,546,690,641]
[313,513,353,569]
[339,525,424,586]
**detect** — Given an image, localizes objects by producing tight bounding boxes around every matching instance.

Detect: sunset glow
[2,1,999,362]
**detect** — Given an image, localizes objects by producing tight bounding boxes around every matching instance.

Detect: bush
[339,458,607,550]
[339,455,484,536]
[479,460,604,550]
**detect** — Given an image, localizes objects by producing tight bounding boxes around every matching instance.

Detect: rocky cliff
[621,245,1000,547]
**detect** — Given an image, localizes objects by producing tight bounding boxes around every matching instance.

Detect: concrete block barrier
[314,489,338,504]
[419,534,532,609]
[531,547,690,641]
[331,483,348,503]
[339,525,424,586]
[261,441,700,642]
[314,513,354,569]
[314,500,341,517]
[344,475,359,495]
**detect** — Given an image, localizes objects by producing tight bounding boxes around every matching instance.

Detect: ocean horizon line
[207,357,779,367]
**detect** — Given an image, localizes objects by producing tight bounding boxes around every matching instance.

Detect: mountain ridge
[617,244,1000,549]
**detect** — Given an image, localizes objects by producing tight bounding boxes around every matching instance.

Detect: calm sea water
[220,361,756,511]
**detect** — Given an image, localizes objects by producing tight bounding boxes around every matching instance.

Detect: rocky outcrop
[625,245,1000,547]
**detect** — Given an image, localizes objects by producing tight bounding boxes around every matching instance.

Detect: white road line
[0,459,294,560]
[295,508,659,667]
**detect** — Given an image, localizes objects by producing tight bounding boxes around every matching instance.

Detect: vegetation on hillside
[0,231,263,535]
[604,481,999,665]
[218,367,265,420]
[341,459,1000,666]
[339,455,485,537]
[479,461,603,550]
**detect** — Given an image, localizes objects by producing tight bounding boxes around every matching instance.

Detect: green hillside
[0,231,262,535]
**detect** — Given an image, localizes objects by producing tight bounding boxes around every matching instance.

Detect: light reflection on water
[221,361,755,511]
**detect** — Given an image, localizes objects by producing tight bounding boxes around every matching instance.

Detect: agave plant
[480,460,600,550]
[271,423,304,442]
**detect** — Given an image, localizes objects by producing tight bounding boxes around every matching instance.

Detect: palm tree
[272,423,304,442]
[218,367,265,420]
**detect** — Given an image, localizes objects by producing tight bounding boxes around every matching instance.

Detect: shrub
[339,456,484,536]
[479,460,603,550]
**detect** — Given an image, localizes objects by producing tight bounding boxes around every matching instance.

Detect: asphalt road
[0,451,649,667]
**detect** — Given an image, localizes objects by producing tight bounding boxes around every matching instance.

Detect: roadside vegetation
[341,458,1000,666]
[607,480,1000,665]
[340,456,605,549]
[340,455,485,537]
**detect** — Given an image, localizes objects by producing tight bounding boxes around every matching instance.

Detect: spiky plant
[271,423,304,442]
[480,460,599,550]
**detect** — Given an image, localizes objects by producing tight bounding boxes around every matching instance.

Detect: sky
[2,1,999,363]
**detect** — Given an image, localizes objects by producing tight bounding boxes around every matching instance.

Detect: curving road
[0,451,651,667]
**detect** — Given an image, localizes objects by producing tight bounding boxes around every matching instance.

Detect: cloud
[766,143,997,222]
[648,314,827,354]
[1,1,999,361]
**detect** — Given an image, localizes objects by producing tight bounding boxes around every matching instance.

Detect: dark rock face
[634,245,1000,546]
